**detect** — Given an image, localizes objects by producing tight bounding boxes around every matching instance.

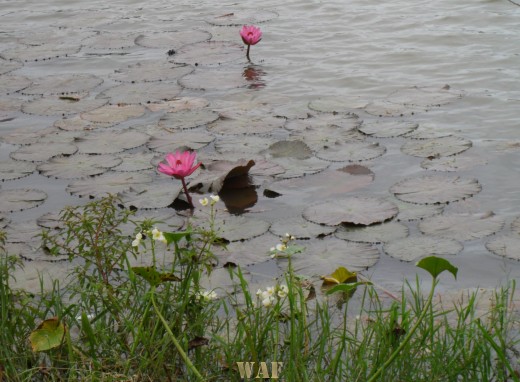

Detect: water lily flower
[157,150,201,208]
[240,25,262,61]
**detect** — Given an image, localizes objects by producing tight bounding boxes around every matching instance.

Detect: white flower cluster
[255,284,289,308]
[194,289,218,302]
[132,227,167,248]
[269,233,296,258]
[199,194,220,206]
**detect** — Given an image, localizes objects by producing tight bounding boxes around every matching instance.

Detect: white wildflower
[275,243,287,252]
[152,227,167,243]
[132,232,143,247]
[277,284,289,298]
[262,296,274,307]
[210,194,220,203]
[199,197,209,206]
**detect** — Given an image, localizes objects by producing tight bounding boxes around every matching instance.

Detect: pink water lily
[240,25,262,61]
[158,150,201,208]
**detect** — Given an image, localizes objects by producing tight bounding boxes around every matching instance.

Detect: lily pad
[81,32,137,52]
[0,57,22,75]
[0,189,47,212]
[146,97,210,113]
[147,131,214,153]
[0,160,36,181]
[10,142,78,162]
[271,157,330,179]
[197,214,270,242]
[248,159,286,177]
[135,30,211,49]
[401,136,472,158]
[365,100,423,117]
[112,151,156,172]
[8,242,68,262]
[303,197,398,226]
[110,62,193,83]
[384,237,463,262]
[36,211,64,230]
[97,82,182,105]
[179,69,249,90]
[335,222,409,244]
[37,154,122,179]
[387,85,463,108]
[308,96,370,114]
[0,75,31,94]
[485,235,520,261]
[119,180,183,209]
[0,98,24,120]
[419,213,505,241]
[390,174,481,205]
[0,213,10,229]
[512,216,520,235]
[316,141,386,162]
[188,159,255,193]
[120,210,185,237]
[391,198,444,221]
[269,216,336,240]
[404,124,454,139]
[81,104,146,124]
[54,116,114,131]
[206,9,279,26]
[4,220,41,244]
[421,155,488,172]
[209,114,285,135]
[21,74,103,95]
[212,234,278,267]
[75,130,149,154]
[359,120,418,138]
[22,97,108,116]
[172,41,243,66]
[0,125,57,145]
[214,135,274,155]
[159,109,220,131]
[1,43,79,62]
[66,172,153,198]
[267,140,312,160]
[287,238,380,277]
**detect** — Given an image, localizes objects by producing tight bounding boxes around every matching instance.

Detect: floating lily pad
[172,41,243,66]
[0,57,22,75]
[384,237,463,262]
[0,98,24,120]
[188,159,255,193]
[248,159,285,177]
[1,43,79,62]
[8,260,73,293]
[7,242,69,262]
[316,141,386,162]
[390,174,481,205]
[0,213,10,229]
[512,217,520,235]
[10,142,78,162]
[120,210,185,237]
[308,96,370,114]
[485,235,520,261]
[146,97,210,113]
[159,109,220,131]
[387,85,463,108]
[206,9,279,26]
[179,69,248,90]
[208,115,285,135]
[285,113,360,132]
[110,62,193,83]
[212,234,278,267]
[0,75,31,94]
[147,131,214,152]
[390,198,444,221]
[75,130,149,154]
[37,154,122,179]
[195,213,270,242]
[0,188,47,212]
[66,172,153,198]
[0,160,36,181]
[419,213,505,241]
[272,102,310,119]
[81,104,146,124]
[0,125,57,145]
[36,211,64,230]
[81,32,137,52]
[336,222,409,244]
[270,216,336,239]
[289,123,365,151]
[214,135,273,155]
[303,197,398,226]
[271,157,330,179]
[267,140,312,160]
[54,115,114,131]
[112,151,156,172]
[135,29,211,49]
[401,136,472,158]
[22,97,108,116]
[359,120,418,138]
[421,155,488,172]
[365,100,423,117]
[120,180,183,209]
[404,124,454,140]
[97,82,182,104]
[4,220,41,244]
[287,238,380,277]
[22,74,103,95]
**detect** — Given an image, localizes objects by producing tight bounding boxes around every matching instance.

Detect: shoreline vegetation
[1,196,519,381]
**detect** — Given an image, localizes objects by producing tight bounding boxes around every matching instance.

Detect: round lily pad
[81,104,146,124]
[208,115,285,135]
[511,216,520,235]
[0,213,10,229]
[486,236,520,261]
[188,159,254,193]
[316,141,386,162]
[81,32,137,52]
[364,100,423,117]
[197,214,270,242]
[147,131,214,152]
[135,29,211,49]
[0,125,57,145]
[387,85,463,108]
[206,9,279,26]
[54,116,114,132]
[66,172,153,198]
[0,57,23,75]
[110,62,193,83]
[421,155,488,172]
[269,216,336,240]
[0,160,36,181]
[404,124,454,139]
[10,142,78,162]
[384,237,463,262]
[0,188,47,212]
[267,140,312,160]
[0,98,24,120]
[159,109,220,131]
[214,135,273,155]
[390,198,444,221]
[37,154,122,179]
[248,159,286,177]
[120,209,185,237]
[179,69,248,90]
[1,43,79,62]
[285,113,361,132]
[21,74,103,95]
[336,221,409,244]
[97,82,182,105]
[112,151,156,172]
[5,242,68,262]
[290,124,365,151]
[359,120,418,138]
[36,211,64,230]
[146,97,210,113]
[212,234,278,267]
[172,41,243,66]
[119,180,183,209]
[76,130,149,154]
[390,174,481,205]
[303,197,398,226]
[271,157,330,179]
[308,96,370,114]
[288,238,380,276]
[401,136,472,158]
[0,75,31,94]
[419,213,505,241]
[22,97,108,116]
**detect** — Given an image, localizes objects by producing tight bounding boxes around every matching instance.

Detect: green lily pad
[66,172,153,198]
[335,221,409,244]
[81,32,137,52]
[29,317,66,352]
[269,216,336,240]
[285,113,361,132]
[266,140,312,160]
[36,211,64,230]
[172,41,243,66]
[365,100,423,117]
[419,213,505,241]
[390,174,481,205]
[249,159,286,177]
[384,237,463,262]
[76,130,149,154]
[81,104,146,124]
[0,188,47,212]
[21,74,103,95]
[146,97,210,113]
[303,197,398,226]
[214,135,274,155]
[54,115,114,131]
[387,85,463,108]
[10,142,78,162]
[401,136,472,158]
[390,198,444,221]
[132,266,180,286]
[159,109,220,131]
[322,266,358,285]
[4,220,41,244]
[0,160,36,181]
[2,43,79,62]
[37,154,122,179]
[485,235,520,261]
[135,29,211,49]
[359,120,418,138]
[404,124,454,139]
[197,214,270,242]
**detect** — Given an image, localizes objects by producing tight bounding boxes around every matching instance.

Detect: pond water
[1,0,520,294]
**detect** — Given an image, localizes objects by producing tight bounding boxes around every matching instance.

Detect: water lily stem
[246,44,251,61]
[181,177,194,208]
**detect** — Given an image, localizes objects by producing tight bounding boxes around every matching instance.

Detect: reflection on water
[242,65,266,89]
[219,174,258,214]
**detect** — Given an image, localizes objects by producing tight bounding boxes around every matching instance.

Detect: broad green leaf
[322,266,358,285]
[325,282,371,295]
[29,317,66,352]
[163,231,190,245]
[416,256,458,279]
[132,266,181,286]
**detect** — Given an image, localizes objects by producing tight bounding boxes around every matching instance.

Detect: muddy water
[1,0,520,293]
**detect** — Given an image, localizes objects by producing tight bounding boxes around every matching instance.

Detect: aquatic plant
[157,150,201,208]
[240,25,262,61]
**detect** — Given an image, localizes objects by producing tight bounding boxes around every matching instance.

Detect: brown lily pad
[188,159,255,193]
[0,160,36,181]
[75,130,149,154]
[485,236,520,261]
[66,172,153,198]
[81,104,146,124]
[303,197,398,226]
[384,237,463,262]
[37,154,122,179]
[401,136,472,158]
[172,41,243,66]
[419,213,505,241]
[335,222,409,244]
[0,188,47,212]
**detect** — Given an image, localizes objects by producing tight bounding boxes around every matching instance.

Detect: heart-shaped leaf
[29,317,66,352]
[322,266,358,285]
[416,256,458,279]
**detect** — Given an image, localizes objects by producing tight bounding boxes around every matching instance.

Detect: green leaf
[132,266,181,286]
[416,256,458,279]
[163,231,190,245]
[322,266,357,285]
[325,281,371,295]
[29,317,66,352]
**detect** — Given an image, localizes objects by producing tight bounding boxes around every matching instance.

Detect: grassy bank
[1,196,518,381]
